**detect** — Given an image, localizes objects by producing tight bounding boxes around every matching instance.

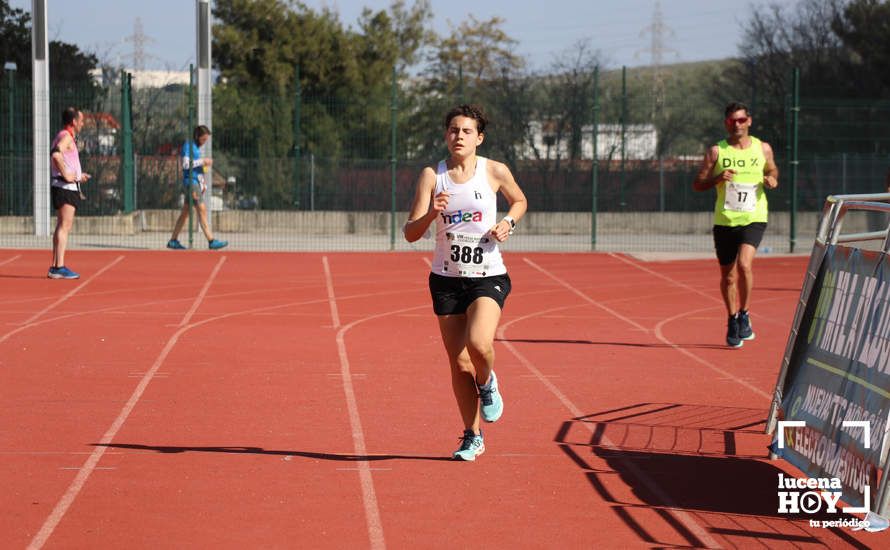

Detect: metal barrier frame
[765,192,890,517]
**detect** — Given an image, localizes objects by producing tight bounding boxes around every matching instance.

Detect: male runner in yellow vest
[693,102,779,348]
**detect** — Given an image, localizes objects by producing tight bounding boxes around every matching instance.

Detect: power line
[122,17,156,71]
[638,0,678,116]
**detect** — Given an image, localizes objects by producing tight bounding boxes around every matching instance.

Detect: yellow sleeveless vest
[712,136,768,226]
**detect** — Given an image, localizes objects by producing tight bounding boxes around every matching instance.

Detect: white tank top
[431,157,507,278]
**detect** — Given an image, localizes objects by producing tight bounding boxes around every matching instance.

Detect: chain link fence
[2,68,889,252]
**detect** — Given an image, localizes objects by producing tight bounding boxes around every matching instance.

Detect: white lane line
[654,306,772,401]
[322,256,341,329]
[609,252,718,303]
[610,253,789,328]
[325,257,389,550]
[498,305,722,549]
[528,255,775,401]
[3,287,412,341]
[0,254,21,267]
[26,271,422,549]
[508,260,724,548]
[618,250,788,400]
[523,258,650,334]
[27,257,225,550]
[0,451,124,456]
[1,256,125,345]
[178,256,227,326]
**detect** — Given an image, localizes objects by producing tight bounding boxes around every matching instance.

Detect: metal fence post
[841,153,847,194]
[790,68,800,253]
[591,66,599,251]
[5,65,14,214]
[188,64,195,248]
[121,72,135,213]
[620,65,627,209]
[32,0,51,236]
[390,66,398,251]
[293,64,301,208]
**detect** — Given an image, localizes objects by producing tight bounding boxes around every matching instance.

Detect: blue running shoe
[738,310,755,341]
[726,314,743,348]
[167,239,186,250]
[453,429,484,461]
[478,370,504,422]
[47,266,80,280]
[208,239,228,250]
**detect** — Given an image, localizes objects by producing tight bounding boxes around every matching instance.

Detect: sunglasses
[727,116,749,125]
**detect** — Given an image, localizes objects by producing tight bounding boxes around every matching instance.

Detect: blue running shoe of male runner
[453,429,485,461]
[47,266,80,279]
[167,239,186,250]
[737,310,755,341]
[726,314,743,348]
[208,239,228,250]
[478,370,504,422]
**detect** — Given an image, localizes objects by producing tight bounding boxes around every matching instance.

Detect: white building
[89,68,191,89]
[524,121,657,160]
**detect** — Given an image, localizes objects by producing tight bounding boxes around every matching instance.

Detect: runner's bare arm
[404,167,446,242]
[489,161,527,242]
[692,145,731,191]
[762,141,779,189]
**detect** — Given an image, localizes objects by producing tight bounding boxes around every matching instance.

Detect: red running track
[0,249,885,549]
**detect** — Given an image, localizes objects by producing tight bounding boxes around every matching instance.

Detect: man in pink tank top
[48,107,91,279]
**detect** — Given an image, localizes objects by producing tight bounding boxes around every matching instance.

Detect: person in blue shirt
[167,125,227,250]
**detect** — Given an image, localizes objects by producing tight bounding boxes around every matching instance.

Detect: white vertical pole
[197,0,212,232]
[32,0,50,236]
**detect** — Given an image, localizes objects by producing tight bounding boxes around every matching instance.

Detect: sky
[8,0,753,72]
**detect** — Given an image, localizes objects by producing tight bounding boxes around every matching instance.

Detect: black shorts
[51,186,81,210]
[428,272,512,316]
[713,222,767,265]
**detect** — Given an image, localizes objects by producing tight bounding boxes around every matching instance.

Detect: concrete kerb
[0,210,825,255]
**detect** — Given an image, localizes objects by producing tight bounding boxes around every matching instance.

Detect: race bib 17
[724,182,758,212]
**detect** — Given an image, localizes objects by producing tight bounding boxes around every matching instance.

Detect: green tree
[832,0,890,95]
[719,0,890,157]
[361,0,431,73]
[0,1,29,72]
[714,0,849,153]
[407,15,527,162]
[540,41,602,163]
[213,0,355,206]
[0,1,98,83]
[347,2,432,160]
[212,0,430,207]
[1,0,99,123]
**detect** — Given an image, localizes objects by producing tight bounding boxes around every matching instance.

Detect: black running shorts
[51,186,81,210]
[712,222,767,265]
[428,272,512,316]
